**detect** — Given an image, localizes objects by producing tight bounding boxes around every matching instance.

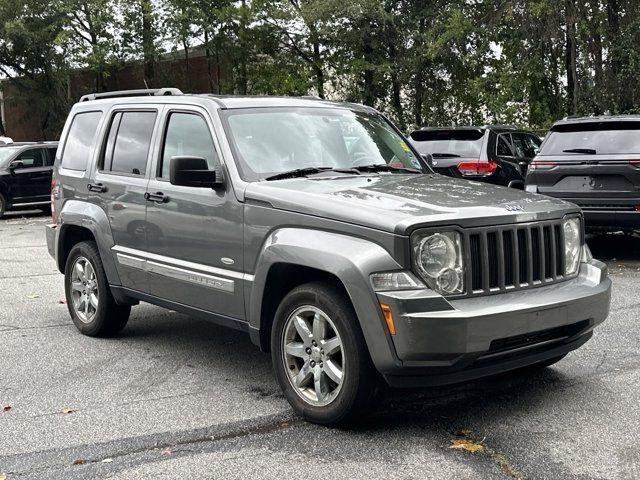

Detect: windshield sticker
[399,141,411,152]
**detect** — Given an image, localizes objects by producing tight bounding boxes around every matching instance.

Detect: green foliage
[2,0,640,135]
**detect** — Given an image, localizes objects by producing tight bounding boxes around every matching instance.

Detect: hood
[244,174,578,234]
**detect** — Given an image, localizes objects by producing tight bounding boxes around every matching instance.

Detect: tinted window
[409,129,484,158]
[46,147,57,166]
[511,133,539,158]
[16,148,45,168]
[496,134,513,156]
[541,121,640,155]
[161,113,217,178]
[61,111,103,171]
[104,111,156,176]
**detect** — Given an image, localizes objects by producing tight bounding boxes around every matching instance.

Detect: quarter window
[160,112,217,178]
[61,111,102,171]
[103,111,157,176]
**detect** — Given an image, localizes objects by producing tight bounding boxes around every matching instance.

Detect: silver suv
[46,89,611,425]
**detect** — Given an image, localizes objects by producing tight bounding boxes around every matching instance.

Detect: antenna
[143,79,149,89]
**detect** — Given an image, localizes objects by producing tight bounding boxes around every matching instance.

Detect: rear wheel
[64,241,130,337]
[271,282,377,425]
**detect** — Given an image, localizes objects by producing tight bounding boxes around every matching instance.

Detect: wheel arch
[56,200,121,285]
[248,228,403,373]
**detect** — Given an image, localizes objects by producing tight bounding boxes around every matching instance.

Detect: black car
[0,142,58,218]
[526,115,640,232]
[408,126,542,188]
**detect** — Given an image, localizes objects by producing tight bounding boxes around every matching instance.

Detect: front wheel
[64,241,131,337]
[271,282,377,425]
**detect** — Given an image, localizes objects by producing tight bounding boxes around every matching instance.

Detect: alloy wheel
[282,306,344,406]
[70,256,99,323]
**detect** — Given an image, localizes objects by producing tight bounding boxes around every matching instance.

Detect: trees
[2,0,640,139]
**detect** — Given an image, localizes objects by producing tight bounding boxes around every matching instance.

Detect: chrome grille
[464,220,568,296]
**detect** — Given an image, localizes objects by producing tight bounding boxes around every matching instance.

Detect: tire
[64,240,130,337]
[0,193,6,219]
[271,282,377,425]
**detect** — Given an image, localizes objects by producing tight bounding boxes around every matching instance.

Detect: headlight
[563,217,582,275]
[413,231,464,295]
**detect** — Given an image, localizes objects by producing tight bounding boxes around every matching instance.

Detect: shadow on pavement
[587,232,640,262]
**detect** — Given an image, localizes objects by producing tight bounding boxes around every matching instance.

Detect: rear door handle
[144,192,169,203]
[87,182,107,193]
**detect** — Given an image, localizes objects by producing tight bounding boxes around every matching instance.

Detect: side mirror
[169,156,223,188]
[9,161,24,171]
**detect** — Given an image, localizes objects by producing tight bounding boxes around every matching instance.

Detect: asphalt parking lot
[0,212,638,480]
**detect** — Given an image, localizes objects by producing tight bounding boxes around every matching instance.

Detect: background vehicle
[0,142,58,218]
[408,126,542,189]
[46,89,610,425]
[526,115,640,232]
[0,136,13,145]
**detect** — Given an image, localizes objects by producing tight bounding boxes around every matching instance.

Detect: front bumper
[377,259,611,387]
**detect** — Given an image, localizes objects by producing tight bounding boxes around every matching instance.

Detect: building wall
[0,51,231,142]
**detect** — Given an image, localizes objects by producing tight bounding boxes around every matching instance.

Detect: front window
[222,107,426,181]
[0,147,20,166]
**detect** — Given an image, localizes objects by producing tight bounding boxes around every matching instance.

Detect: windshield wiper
[430,153,461,158]
[352,163,423,174]
[265,167,335,181]
[562,148,597,154]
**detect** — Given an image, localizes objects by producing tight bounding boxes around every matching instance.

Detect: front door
[9,148,51,205]
[145,107,245,320]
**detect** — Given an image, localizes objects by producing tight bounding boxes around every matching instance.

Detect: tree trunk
[362,21,375,107]
[141,0,155,86]
[235,0,248,95]
[564,0,578,115]
[312,40,324,98]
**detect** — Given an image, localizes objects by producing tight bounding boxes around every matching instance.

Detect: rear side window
[541,121,640,155]
[160,112,217,179]
[103,111,157,176]
[46,147,57,166]
[61,111,103,171]
[409,129,484,158]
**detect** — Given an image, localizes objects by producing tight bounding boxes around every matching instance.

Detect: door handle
[144,192,169,203]
[87,182,107,193]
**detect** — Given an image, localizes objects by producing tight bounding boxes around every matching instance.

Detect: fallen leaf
[62,408,74,414]
[160,448,172,457]
[27,294,40,299]
[2,406,11,412]
[449,438,484,453]
[455,429,472,437]
[72,459,85,465]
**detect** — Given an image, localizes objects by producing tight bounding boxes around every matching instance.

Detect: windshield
[409,129,484,158]
[541,122,640,155]
[222,107,426,181]
[0,147,19,165]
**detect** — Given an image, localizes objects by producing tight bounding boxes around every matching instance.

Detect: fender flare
[249,228,403,373]
[57,199,121,285]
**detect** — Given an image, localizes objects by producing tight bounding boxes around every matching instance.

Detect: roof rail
[79,88,183,102]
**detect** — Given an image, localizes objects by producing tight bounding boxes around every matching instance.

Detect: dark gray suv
[46,89,611,425]
[526,115,640,232]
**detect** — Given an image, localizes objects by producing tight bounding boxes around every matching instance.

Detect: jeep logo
[504,204,524,212]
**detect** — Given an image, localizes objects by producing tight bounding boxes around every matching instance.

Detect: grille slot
[466,220,569,296]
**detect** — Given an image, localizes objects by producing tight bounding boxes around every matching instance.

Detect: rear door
[528,121,640,200]
[90,107,160,293]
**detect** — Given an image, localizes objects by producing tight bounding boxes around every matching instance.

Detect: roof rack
[79,88,183,102]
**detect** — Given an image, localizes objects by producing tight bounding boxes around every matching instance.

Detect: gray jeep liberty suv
[46,88,611,425]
